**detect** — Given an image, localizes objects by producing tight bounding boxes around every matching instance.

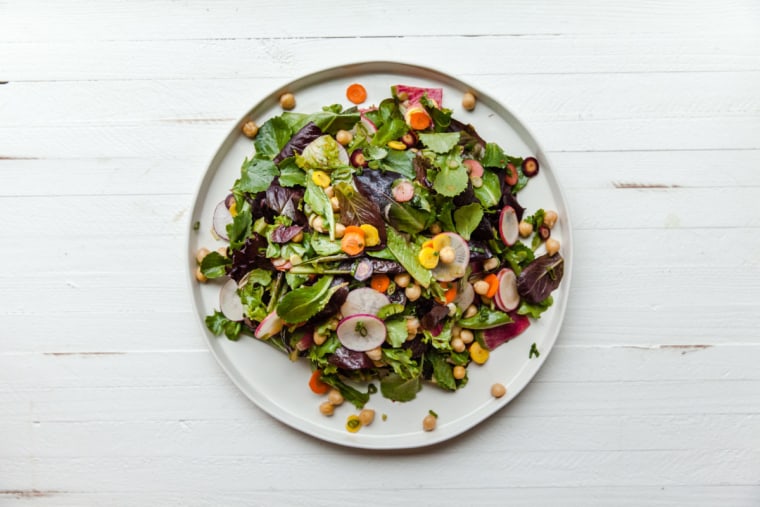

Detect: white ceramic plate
[187,61,572,449]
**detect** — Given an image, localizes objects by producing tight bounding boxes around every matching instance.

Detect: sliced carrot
[346,83,367,105]
[341,226,365,256]
[309,370,330,395]
[484,273,499,298]
[408,110,431,130]
[370,274,391,293]
[444,285,458,304]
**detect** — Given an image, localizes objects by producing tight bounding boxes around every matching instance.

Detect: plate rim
[185,60,574,450]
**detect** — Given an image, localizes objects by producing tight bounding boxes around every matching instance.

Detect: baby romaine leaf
[473,170,502,208]
[380,372,421,402]
[226,205,252,250]
[386,227,432,288]
[200,251,231,279]
[254,117,292,159]
[453,203,483,240]
[236,157,279,195]
[418,132,460,154]
[275,275,336,324]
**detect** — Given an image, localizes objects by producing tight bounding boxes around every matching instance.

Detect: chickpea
[291,231,304,243]
[463,304,478,319]
[483,257,499,271]
[394,273,411,288]
[429,222,442,234]
[319,401,335,416]
[453,365,466,380]
[334,223,346,239]
[406,316,420,335]
[365,347,382,361]
[405,284,422,302]
[543,210,558,229]
[451,324,462,338]
[330,196,340,212]
[480,296,492,305]
[439,246,456,264]
[312,216,326,233]
[470,176,483,188]
[313,332,327,346]
[217,247,228,257]
[279,92,296,110]
[473,280,490,296]
[359,409,375,426]
[242,120,259,138]
[462,92,477,111]
[518,220,533,238]
[546,238,561,256]
[451,337,465,353]
[336,130,353,146]
[288,253,302,266]
[195,265,208,283]
[460,329,474,344]
[327,389,344,406]
[324,186,334,198]
[195,247,210,264]
[491,383,507,398]
[422,414,437,431]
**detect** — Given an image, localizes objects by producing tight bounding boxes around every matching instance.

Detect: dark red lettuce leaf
[448,118,486,156]
[482,312,531,350]
[264,183,307,225]
[333,181,387,245]
[328,346,374,370]
[270,224,304,244]
[403,336,428,358]
[517,254,565,304]
[312,277,350,322]
[273,121,323,164]
[501,185,526,222]
[228,233,271,282]
[413,154,433,188]
[420,302,449,333]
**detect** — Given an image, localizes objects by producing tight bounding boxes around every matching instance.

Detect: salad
[196,83,565,421]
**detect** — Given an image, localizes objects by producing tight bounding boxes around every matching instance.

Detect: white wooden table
[2,2,759,505]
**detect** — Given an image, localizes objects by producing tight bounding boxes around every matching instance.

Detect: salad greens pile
[199,84,565,408]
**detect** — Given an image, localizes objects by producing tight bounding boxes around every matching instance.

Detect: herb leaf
[236,157,279,195]
[275,275,336,324]
[380,372,421,402]
[205,310,242,341]
[386,227,432,288]
[453,203,484,240]
[418,132,461,154]
[254,117,291,159]
[200,251,231,279]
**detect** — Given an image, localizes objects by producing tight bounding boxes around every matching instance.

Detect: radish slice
[255,311,284,340]
[392,180,414,202]
[494,268,520,312]
[340,287,390,317]
[499,205,519,246]
[219,278,244,321]
[359,114,378,133]
[431,232,470,282]
[453,282,475,312]
[213,200,233,241]
[337,143,349,165]
[463,159,484,178]
[336,314,387,351]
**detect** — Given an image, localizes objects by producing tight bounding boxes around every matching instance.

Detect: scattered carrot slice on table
[484,273,499,298]
[309,370,330,394]
[370,274,391,293]
[346,83,367,105]
[341,225,366,255]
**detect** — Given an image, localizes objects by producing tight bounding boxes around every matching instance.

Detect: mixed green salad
[197,84,565,411]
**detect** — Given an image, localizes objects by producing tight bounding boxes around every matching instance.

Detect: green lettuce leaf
[296,135,348,170]
[277,157,306,187]
[200,251,231,279]
[418,132,461,154]
[254,117,291,159]
[380,372,421,402]
[275,275,336,324]
[473,169,502,208]
[236,157,279,194]
[371,118,409,147]
[386,227,432,288]
[205,310,242,341]
[517,295,554,319]
[305,178,336,240]
[382,348,421,379]
[453,203,483,240]
[481,142,508,168]
[426,350,457,391]
[433,157,468,197]
[385,318,409,348]
[281,108,360,135]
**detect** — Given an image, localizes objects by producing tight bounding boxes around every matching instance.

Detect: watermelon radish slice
[255,311,285,340]
[219,278,244,321]
[482,313,531,350]
[392,85,443,107]
[431,232,470,282]
[494,268,520,312]
[339,287,390,317]
[213,200,233,241]
[453,282,475,312]
[499,205,519,246]
[336,314,387,351]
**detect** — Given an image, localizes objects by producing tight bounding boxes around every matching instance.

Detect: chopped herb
[529,342,540,359]
[192,220,200,231]
[428,409,438,418]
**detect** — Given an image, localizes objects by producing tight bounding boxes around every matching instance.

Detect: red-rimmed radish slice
[339,287,390,317]
[494,268,520,312]
[392,180,414,202]
[463,159,484,178]
[219,278,244,321]
[295,329,314,351]
[453,282,475,312]
[499,205,519,246]
[359,114,378,133]
[213,200,233,240]
[336,314,387,351]
[255,311,285,340]
[431,232,470,282]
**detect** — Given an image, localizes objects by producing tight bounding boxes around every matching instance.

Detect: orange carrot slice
[346,83,367,105]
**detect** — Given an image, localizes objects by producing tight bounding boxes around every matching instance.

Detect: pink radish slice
[494,268,520,312]
[295,329,314,351]
[499,205,519,246]
[340,287,390,317]
[255,311,285,339]
[336,314,387,351]
[453,282,475,312]
[220,278,244,321]
[431,232,471,282]
[463,159,484,178]
[337,143,349,165]
[392,180,415,202]
[213,200,233,240]
[359,114,378,133]
[482,313,531,350]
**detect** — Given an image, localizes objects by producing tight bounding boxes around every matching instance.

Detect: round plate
[187,61,573,449]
